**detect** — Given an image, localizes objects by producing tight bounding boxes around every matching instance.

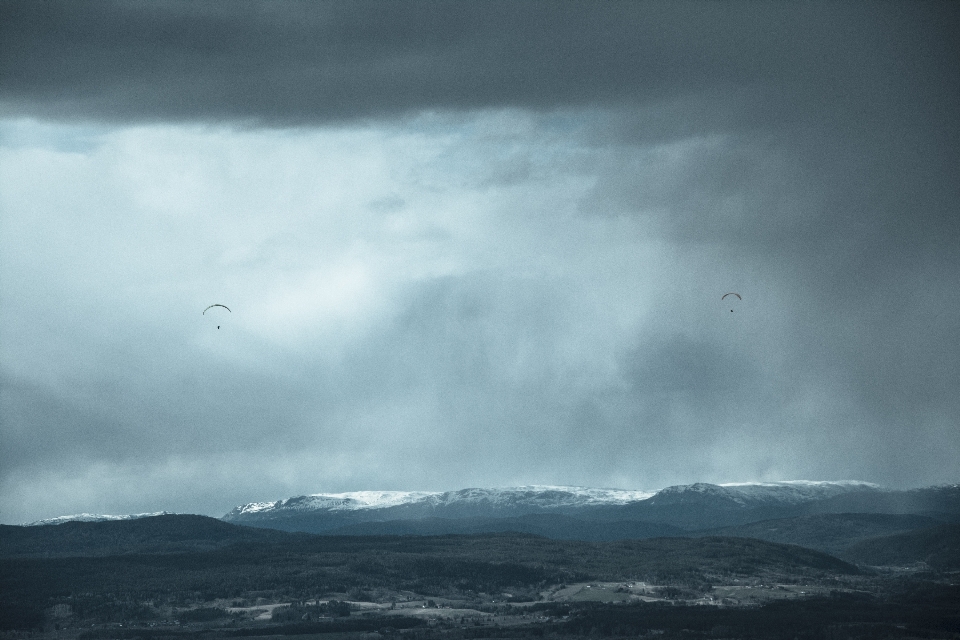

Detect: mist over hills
[802,483,960,520]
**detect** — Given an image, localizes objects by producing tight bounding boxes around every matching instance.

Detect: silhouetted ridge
[693,513,943,556]
[841,523,960,570]
[324,513,685,540]
[0,514,294,557]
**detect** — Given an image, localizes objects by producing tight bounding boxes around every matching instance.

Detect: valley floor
[5,568,959,640]
[3,515,958,640]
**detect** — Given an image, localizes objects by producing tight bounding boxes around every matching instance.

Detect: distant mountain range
[12,481,960,570]
[219,481,960,536]
[22,482,960,556]
[24,511,174,527]
[222,485,659,531]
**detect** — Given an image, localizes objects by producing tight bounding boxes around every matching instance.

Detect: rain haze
[1,1,958,524]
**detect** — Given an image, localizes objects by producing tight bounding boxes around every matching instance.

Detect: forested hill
[0,514,296,557]
[1,513,860,579]
[840,523,960,570]
[323,513,685,540]
[691,513,943,556]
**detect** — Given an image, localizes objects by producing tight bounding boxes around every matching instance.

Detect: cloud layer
[1,1,958,523]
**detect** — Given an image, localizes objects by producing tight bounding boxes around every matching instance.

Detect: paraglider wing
[203,304,231,314]
[721,293,742,300]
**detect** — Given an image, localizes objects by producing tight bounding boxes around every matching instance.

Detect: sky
[1,1,958,524]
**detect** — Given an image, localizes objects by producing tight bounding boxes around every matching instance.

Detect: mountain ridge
[24,482,960,536]
[225,485,659,519]
[23,511,175,527]
[220,481,892,533]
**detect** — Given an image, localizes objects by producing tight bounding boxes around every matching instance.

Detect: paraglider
[722,293,741,312]
[203,304,231,314]
[203,304,231,329]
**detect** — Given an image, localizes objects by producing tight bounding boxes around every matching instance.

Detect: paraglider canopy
[722,293,741,312]
[203,304,231,314]
[203,304,231,329]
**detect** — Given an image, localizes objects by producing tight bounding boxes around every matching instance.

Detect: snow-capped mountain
[28,482,959,536]
[719,480,882,503]
[645,481,882,507]
[620,481,888,529]
[229,491,441,517]
[226,486,656,519]
[433,486,658,507]
[222,486,658,530]
[221,481,896,534]
[24,511,174,526]
[225,482,875,520]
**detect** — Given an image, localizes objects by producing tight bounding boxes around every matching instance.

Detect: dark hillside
[692,513,941,556]
[1,528,861,631]
[325,513,685,540]
[1,517,859,581]
[0,514,296,557]
[841,523,960,570]
[804,484,960,521]
[596,490,807,530]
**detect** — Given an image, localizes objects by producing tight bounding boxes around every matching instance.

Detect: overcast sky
[1,1,958,524]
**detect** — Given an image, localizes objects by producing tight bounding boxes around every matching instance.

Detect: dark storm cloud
[2,1,954,128]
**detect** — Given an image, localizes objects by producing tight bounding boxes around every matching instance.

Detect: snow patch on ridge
[32,481,888,525]
[225,486,657,518]
[719,480,881,488]
[645,480,882,507]
[228,483,881,518]
[434,486,657,507]
[307,490,442,509]
[24,511,174,526]
[229,491,442,516]
[718,480,881,502]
